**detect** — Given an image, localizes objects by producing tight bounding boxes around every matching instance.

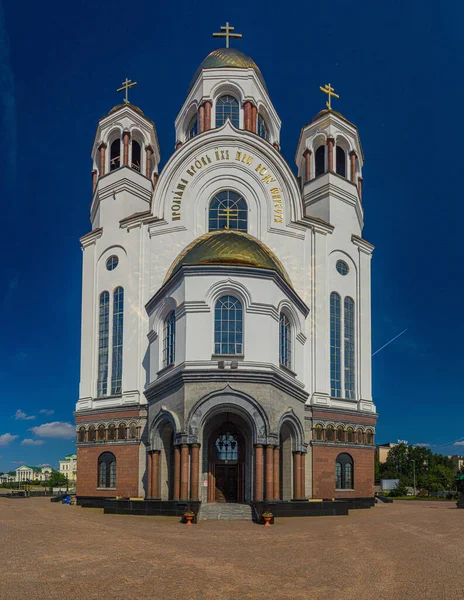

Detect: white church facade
[75,35,377,512]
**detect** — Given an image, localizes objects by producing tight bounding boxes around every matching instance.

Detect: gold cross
[218,207,239,229]
[117,78,137,104]
[319,83,340,110]
[213,22,242,49]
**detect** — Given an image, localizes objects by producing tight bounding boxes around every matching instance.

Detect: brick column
[303,149,312,183]
[293,451,302,500]
[91,169,98,193]
[145,146,153,178]
[152,450,160,499]
[204,101,212,131]
[350,151,357,183]
[300,452,306,499]
[190,444,200,501]
[358,176,363,202]
[199,104,205,134]
[327,138,335,172]
[243,101,252,131]
[265,445,274,501]
[254,444,264,501]
[98,143,107,176]
[123,131,130,166]
[180,444,189,500]
[251,105,257,133]
[173,445,181,500]
[273,446,280,500]
[147,452,153,497]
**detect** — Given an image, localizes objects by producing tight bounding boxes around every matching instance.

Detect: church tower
[75,27,377,515]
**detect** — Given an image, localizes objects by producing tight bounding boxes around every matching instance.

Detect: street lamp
[412,459,416,496]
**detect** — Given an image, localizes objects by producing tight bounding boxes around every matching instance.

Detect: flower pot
[184,513,194,526]
[263,514,272,526]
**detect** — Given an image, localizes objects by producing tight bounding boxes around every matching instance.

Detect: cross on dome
[319,83,340,110]
[117,78,137,104]
[213,22,243,49]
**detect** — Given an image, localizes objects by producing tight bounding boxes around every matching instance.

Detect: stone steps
[198,502,254,521]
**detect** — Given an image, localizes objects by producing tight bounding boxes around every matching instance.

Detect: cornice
[351,234,375,255]
[73,404,145,417]
[307,405,379,419]
[298,215,334,235]
[79,227,103,249]
[310,441,375,449]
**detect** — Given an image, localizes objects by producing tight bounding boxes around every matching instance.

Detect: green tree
[45,471,67,487]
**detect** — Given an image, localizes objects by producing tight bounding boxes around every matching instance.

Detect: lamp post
[412,459,416,496]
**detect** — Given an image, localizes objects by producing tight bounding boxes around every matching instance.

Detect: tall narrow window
[208,190,247,232]
[315,145,325,177]
[344,297,355,399]
[188,114,198,139]
[97,291,110,397]
[216,95,239,128]
[330,292,341,397]
[118,423,127,440]
[131,141,141,172]
[214,296,243,355]
[110,139,120,171]
[98,424,106,441]
[98,452,116,488]
[111,287,124,395]
[163,310,176,367]
[336,147,346,177]
[78,427,86,443]
[279,313,291,369]
[335,453,353,489]
[108,424,116,441]
[257,114,269,140]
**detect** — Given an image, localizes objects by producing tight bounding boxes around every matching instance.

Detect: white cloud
[0,433,18,446]
[14,409,35,421]
[37,463,51,467]
[39,409,55,416]
[453,441,464,446]
[21,439,45,446]
[29,421,75,439]
[414,443,431,447]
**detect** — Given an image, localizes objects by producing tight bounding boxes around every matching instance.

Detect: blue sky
[0,0,463,472]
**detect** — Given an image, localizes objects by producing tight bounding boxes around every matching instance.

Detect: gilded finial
[213,22,242,49]
[319,83,339,110]
[117,78,137,104]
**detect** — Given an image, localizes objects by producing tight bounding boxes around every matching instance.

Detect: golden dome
[164,230,291,286]
[189,48,267,92]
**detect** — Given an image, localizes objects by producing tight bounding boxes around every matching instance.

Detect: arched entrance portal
[203,412,251,503]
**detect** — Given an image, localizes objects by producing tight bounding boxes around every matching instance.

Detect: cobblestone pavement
[0,498,463,600]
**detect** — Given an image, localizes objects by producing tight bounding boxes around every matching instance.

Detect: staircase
[198,502,254,521]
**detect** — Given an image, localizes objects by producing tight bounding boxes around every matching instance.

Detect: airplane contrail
[372,328,408,357]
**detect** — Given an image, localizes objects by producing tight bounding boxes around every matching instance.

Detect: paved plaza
[0,498,463,600]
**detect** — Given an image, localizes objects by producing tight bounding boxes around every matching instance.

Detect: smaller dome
[164,230,291,286]
[189,48,267,93]
[106,103,146,118]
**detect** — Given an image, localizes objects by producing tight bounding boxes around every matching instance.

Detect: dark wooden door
[215,465,238,502]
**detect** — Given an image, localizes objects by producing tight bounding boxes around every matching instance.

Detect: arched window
[314,425,323,441]
[336,147,346,177]
[118,423,127,440]
[326,425,334,442]
[98,424,106,441]
[344,296,355,399]
[111,287,124,395]
[335,453,354,489]
[188,114,198,139]
[88,426,96,442]
[366,430,374,445]
[131,141,141,172]
[315,145,325,177]
[216,95,239,128]
[98,452,116,488]
[337,426,345,442]
[347,427,354,443]
[163,310,176,368]
[110,139,120,171]
[215,427,239,461]
[279,313,292,369]
[78,427,86,443]
[208,190,247,232]
[330,292,341,398]
[257,114,269,140]
[357,429,364,444]
[129,423,137,440]
[214,296,243,355]
[108,423,116,441]
[97,291,110,397]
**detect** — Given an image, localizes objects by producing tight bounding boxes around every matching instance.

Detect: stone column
[91,169,98,193]
[145,146,153,179]
[358,176,363,202]
[123,131,130,166]
[98,143,107,176]
[152,450,160,499]
[293,451,302,500]
[251,105,257,133]
[180,444,189,500]
[243,101,252,131]
[204,101,212,131]
[175,141,182,151]
[173,445,181,500]
[147,452,153,497]
[350,151,357,183]
[265,445,274,501]
[300,452,306,500]
[254,444,264,501]
[153,172,159,190]
[273,446,280,501]
[327,138,335,172]
[303,149,312,183]
[199,104,205,134]
[190,444,200,501]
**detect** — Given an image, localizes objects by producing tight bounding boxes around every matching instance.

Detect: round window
[336,260,349,275]
[106,256,119,271]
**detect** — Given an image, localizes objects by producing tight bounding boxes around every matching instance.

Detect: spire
[212,22,242,49]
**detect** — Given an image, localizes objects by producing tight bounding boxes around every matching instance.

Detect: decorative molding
[351,235,375,255]
[79,228,103,249]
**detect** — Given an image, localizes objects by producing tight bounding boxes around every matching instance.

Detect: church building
[75,25,377,514]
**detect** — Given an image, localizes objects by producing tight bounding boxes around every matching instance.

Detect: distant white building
[59,453,77,482]
[0,474,15,483]
[15,465,52,482]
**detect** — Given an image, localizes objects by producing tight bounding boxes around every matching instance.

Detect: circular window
[106,256,119,271]
[336,260,349,275]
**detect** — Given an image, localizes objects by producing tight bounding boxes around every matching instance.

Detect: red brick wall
[312,410,377,426]
[312,445,374,498]
[75,409,141,424]
[76,445,142,498]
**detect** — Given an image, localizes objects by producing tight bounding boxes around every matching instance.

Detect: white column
[357,246,373,402]
[79,235,99,399]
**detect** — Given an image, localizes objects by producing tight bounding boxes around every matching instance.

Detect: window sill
[335,489,355,492]
[279,364,297,377]
[96,488,116,491]
[156,363,175,377]
[211,354,245,360]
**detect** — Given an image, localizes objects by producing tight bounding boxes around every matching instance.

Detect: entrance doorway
[207,418,246,503]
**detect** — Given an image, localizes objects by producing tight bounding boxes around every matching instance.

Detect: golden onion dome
[164,230,291,286]
[189,48,268,93]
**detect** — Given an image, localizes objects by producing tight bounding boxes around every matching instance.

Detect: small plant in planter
[184,509,195,526]
[262,510,273,526]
